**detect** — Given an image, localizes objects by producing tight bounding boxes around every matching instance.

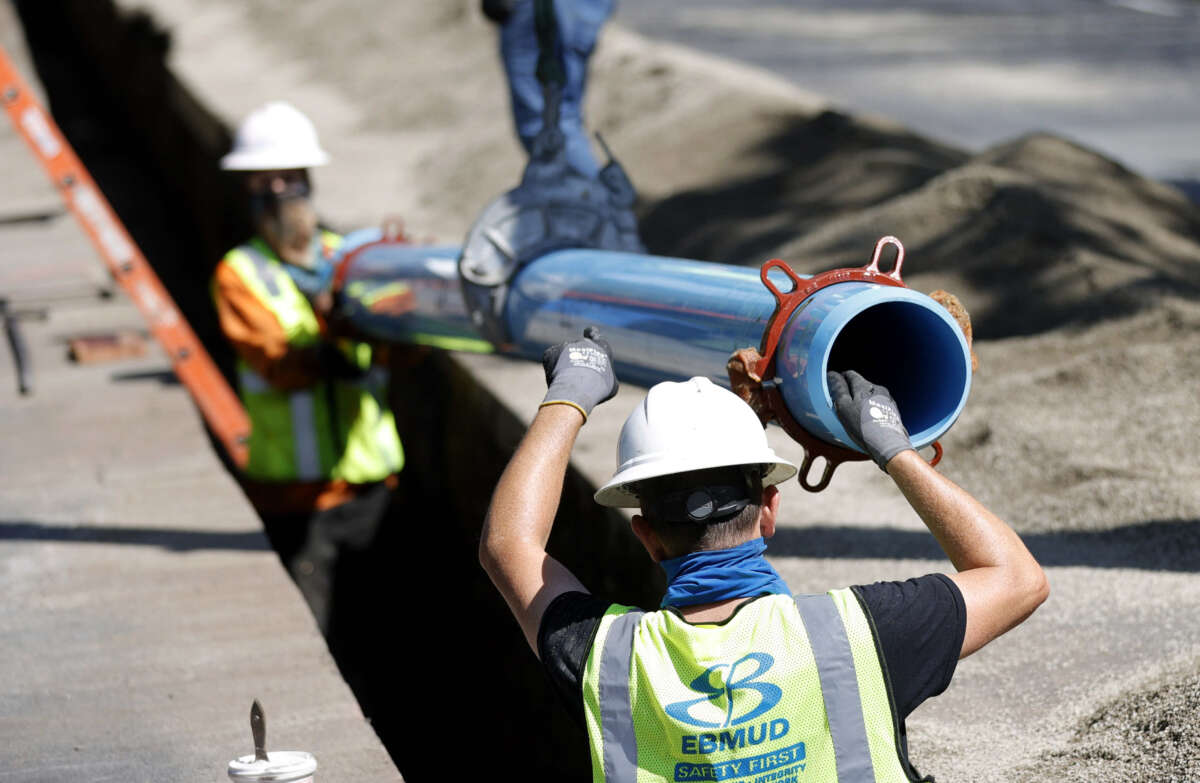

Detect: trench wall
[15,0,662,778]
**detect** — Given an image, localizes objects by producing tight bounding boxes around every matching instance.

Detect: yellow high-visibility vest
[582,590,919,783]
[218,234,403,483]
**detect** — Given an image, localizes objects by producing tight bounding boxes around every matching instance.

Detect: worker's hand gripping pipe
[727,237,973,490]
[333,233,974,491]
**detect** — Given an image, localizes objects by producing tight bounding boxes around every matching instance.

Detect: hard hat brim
[219,149,331,171]
[594,454,798,509]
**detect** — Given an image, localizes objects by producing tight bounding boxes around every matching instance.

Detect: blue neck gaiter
[660,538,791,609]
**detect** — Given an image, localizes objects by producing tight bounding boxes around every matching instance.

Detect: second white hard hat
[594,377,797,508]
[220,101,331,171]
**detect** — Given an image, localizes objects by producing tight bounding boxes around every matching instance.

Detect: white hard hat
[220,101,331,171]
[594,377,797,508]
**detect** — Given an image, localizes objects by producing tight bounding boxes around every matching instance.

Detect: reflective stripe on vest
[286,389,321,480]
[237,366,272,394]
[586,591,914,783]
[239,364,386,477]
[238,366,325,481]
[599,609,645,782]
[243,243,281,297]
[234,240,321,343]
[794,594,875,783]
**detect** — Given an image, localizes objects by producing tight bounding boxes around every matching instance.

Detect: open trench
[12,1,661,779]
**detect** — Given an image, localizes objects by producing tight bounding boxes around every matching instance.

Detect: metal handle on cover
[865,235,905,282]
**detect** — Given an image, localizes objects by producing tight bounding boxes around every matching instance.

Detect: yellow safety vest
[218,234,403,484]
[581,590,920,783]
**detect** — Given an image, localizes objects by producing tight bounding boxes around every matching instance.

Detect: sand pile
[212,1,1200,778]
[772,132,1200,338]
[1022,664,1200,782]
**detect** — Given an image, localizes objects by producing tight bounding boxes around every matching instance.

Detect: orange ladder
[0,44,249,467]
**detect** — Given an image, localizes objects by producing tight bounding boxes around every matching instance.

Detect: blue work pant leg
[499,0,616,178]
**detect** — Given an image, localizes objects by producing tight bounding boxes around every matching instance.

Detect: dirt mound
[770,132,1200,338]
[939,294,1200,534]
[633,109,968,265]
[1022,665,1200,782]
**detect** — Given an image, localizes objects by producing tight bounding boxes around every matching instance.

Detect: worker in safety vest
[480,329,1048,781]
[212,101,403,632]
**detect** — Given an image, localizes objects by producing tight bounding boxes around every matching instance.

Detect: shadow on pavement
[110,368,182,385]
[0,519,270,552]
[770,518,1200,572]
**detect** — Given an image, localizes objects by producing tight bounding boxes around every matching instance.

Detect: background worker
[479,330,1049,780]
[482,0,614,178]
[212,101,404,634]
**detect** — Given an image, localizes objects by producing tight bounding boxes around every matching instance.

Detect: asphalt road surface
[615,0,1200,192]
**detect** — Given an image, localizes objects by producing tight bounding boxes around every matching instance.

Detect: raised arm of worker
[828,370,1049,659]
[480,327,619,654]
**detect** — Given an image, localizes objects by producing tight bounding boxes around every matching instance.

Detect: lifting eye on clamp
[727,236,947,493]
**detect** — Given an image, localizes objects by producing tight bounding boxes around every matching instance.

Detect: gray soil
[1022,667,1200,782]
[157,1,1200,778]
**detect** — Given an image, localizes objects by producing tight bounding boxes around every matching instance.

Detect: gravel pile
[1023,667,1200,782]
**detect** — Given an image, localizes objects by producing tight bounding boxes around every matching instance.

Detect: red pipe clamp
[728,236,943,492]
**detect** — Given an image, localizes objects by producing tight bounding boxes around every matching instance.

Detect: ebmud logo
[666,653,782,728]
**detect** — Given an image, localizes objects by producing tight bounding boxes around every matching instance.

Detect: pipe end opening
[826,300,970,445]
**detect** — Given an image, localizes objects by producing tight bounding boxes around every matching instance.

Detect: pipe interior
[826,301,969,440]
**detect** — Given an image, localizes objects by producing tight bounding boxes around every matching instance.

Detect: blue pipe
[504,249,773,388]
[775,281,972,452]
[335,230,972,452]
[335,230,484,352]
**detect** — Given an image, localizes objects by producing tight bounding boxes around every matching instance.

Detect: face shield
[246,170,319,269]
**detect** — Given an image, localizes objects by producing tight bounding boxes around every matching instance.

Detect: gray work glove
[826,370,913,470]
[540,327,618,421]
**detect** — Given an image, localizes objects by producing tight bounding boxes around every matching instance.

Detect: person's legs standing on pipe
[497,0,615,178]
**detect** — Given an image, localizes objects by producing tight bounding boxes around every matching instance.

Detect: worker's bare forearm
[481,404,583,556]
[887,450,1048,656]
[479,404,590,652]
[887,450,1029,570]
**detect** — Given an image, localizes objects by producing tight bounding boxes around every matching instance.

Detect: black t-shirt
[536,573,965,730]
